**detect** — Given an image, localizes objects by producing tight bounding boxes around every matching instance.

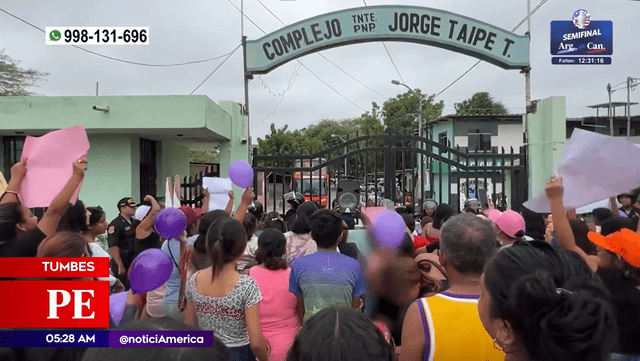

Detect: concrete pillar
[217,101,250,209]
[527,97,567,199]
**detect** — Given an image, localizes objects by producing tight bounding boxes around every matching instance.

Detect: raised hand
[10,162,26,180]
[73,156,88,177]
[545,176,564,201]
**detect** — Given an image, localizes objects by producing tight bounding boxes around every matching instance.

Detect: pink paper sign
[19,125,89,208]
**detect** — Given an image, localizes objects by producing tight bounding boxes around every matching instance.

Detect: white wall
[495,123,525,153]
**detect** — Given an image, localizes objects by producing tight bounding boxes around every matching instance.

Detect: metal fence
[252,127,528,215]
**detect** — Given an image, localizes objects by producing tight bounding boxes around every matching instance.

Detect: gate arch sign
[245,5,530,74]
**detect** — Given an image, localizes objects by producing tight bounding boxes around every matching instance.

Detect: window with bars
[3,136,25,182]
[468,131,492,153]
[140,139,157,200]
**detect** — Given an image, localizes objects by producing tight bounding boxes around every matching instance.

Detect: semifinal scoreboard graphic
[550,9,612,65]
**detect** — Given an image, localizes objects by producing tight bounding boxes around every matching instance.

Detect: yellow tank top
[417,293,504,361]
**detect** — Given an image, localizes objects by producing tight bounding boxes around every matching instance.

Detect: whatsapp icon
[49,30,61,41]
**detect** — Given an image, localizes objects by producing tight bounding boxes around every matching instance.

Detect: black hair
[569,219,597,255]
[57,200,88,233]
[255,228,287,271]
[432,204,453,230]
[439,214,497,274]
[462,206,476,214]
[264,211,288,233]
[87,206,105,227]
[405,204,415,215]
[242,213,258,240]
[0,202,23,242]
[591,208,613,226]
[206,217,247,280]
[291,201,319,234]
[401,213,414,233]
[342,214,355,230]
[483,241,617,361]
[309,209,343,248]
[286,307,393,361]
[82,318,231,361]
[398,233,414,258]
[193,210,230,256]
[521,206,547,241]
[600,217,635,236]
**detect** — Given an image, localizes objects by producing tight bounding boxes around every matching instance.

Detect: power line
[361,0,405,84]
[190,44,241,95]
[435,0,549,97]
[0,8,236,67]
[229,0,366,111]
[254,0,382,96]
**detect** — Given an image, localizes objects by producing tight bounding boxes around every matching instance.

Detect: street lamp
[331,134,348,177]
[392,80,423,201]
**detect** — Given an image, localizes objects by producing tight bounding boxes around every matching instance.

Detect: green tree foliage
[454,92,509,116]
[0,49,49,96]
[189,150,219,164]
[382,90,444,131]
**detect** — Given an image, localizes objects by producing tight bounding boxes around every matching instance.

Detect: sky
[1,0,638,144]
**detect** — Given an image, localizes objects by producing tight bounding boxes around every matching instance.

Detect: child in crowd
[249,228,300,361]
[289,209,366,322]
[185,217,270,361]
[287,307,393,361]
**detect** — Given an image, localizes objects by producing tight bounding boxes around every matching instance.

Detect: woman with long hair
[185,217,270,361]
[421,204,453,241]
[284,201,318,263]
[249,228,299,361]
[479,241,616,361]
[0,159,87,258]
[86,206,122,293]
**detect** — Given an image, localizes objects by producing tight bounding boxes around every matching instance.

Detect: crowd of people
[0,157,639,361]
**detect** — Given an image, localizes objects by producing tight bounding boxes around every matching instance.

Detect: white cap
[135,205,151,220]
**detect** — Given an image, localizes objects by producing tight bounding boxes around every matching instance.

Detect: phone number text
[46,27,148,45]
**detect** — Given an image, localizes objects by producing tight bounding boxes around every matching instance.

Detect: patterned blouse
[284,231,317,263]
[187,272,262,347]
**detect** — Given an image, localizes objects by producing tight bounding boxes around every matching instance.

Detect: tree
[189,150,219,164]
[0,49,49,96]
[454,92,508,116]
[382,90,444,131]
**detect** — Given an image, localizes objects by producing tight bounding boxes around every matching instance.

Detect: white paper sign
[203,177,233,211]
[524,129,640,213]
[575,199,611,215]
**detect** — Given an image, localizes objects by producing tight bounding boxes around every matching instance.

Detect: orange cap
[587,228,640,267]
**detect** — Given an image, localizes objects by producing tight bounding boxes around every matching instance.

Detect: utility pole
[607,83,613,136]
[628,77,639,140]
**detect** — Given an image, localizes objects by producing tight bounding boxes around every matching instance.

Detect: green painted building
[0,95,249,220]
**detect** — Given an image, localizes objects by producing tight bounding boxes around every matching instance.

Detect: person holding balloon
[153,206,189,321]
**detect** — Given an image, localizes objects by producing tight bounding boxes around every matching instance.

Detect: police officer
[108,197,138,288]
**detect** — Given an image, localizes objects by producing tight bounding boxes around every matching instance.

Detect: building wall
[495,122,525,153]
[79,134,139,221]
[0,96,218,133]
[156,141,191,199]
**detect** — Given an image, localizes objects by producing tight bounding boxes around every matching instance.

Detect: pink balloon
[370,210,406,250]
[229,161,254,189]
[109,292,127,326]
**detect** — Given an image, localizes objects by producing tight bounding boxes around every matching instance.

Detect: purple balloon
[229,160,254,189]
[370,210,406,250]
[154,208,187,239]
[109,291,127,326]
[129,249,173,294]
